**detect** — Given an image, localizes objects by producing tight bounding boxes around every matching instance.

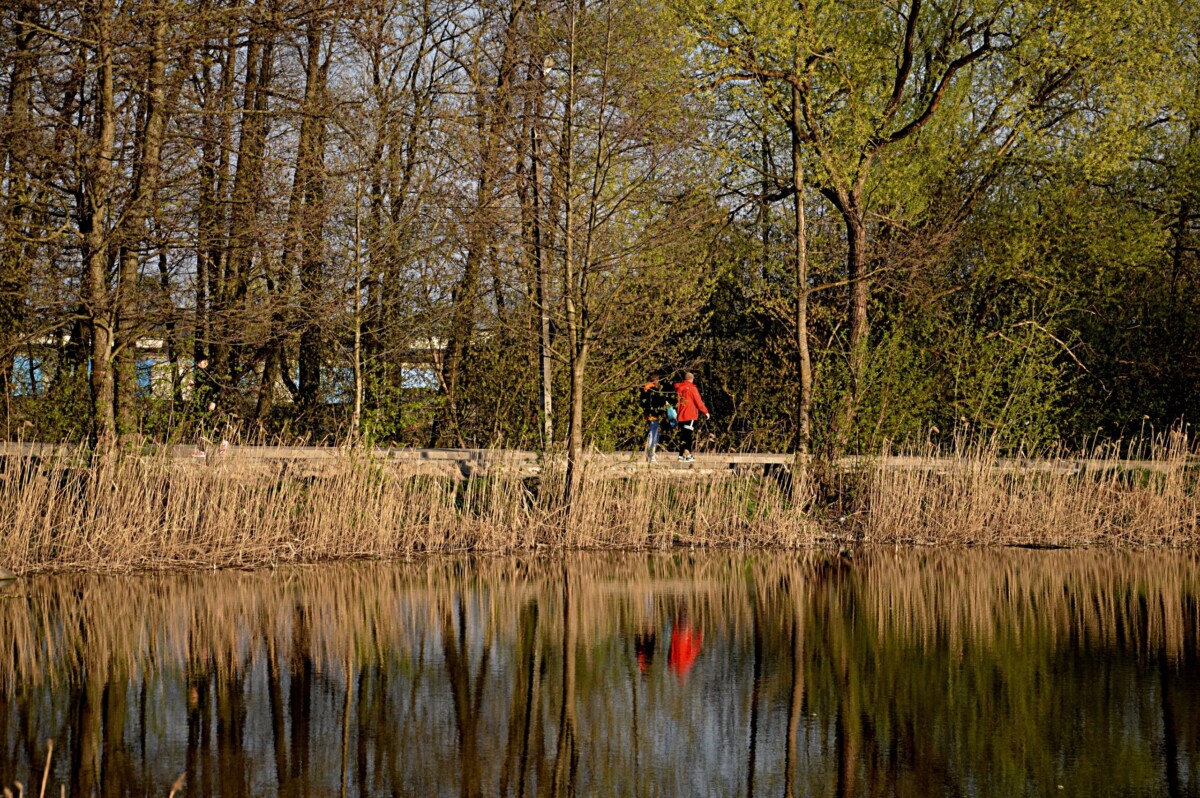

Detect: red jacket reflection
[668,623,703,679]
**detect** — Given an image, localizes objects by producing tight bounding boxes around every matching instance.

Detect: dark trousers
[679,422,696,454]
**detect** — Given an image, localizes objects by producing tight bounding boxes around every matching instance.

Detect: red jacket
[674,380,708,423]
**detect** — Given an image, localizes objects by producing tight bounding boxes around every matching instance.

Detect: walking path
[0,442,1189,477]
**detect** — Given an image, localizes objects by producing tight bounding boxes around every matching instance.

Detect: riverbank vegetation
[1,0,1198,464]
[2,434,1197,573]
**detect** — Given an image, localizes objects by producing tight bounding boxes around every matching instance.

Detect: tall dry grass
[0,448,815,572]
[859,432,1200,545]
[0,433,1197,572]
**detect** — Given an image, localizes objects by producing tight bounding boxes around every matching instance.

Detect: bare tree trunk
[515,9,554,451]
[821,182,870,452]
[156,245,182,413]
[846,202,869,382]
[82,0,118,449]
[195,30,237,374]
[218,0,276,408]
[531,41,554,451]
[361,10,438,434]
[791,84,812,458]
[563,346,587,508]
[351,184,364,436]
[560,0,583,508]
[295,9,332,415]
[433,0,525,447]
[842,202,868,450]
[262,6,331,424]
[115,3,171,438]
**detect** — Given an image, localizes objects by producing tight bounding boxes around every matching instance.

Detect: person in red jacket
[673,372,709,462]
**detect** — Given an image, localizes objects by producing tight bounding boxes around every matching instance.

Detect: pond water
[1,549,1198,797]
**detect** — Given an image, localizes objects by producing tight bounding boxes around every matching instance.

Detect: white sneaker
[647,454,656,462]
[677,454,685,461]
[683,454,694,462]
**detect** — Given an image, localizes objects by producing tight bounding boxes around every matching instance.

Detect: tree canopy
[0,0,1196,453]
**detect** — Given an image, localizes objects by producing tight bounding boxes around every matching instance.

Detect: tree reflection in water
[1,549,1199,797]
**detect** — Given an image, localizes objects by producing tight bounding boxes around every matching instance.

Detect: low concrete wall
[0,442,1190,479]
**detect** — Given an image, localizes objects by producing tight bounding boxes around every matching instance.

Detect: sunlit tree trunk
[791,83,812,458]
[295,7,332,415]
[194,30,237,378]
[115,3,171,437]
[517,14,554,451]
[560,0,583,508]
[81,0,118,449]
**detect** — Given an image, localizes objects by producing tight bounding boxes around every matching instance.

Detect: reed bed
[859,433,1200,545]
[0,434,1197,573]
[0,448,815,572]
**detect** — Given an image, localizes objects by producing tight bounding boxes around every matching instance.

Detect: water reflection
[1,549,1199,797]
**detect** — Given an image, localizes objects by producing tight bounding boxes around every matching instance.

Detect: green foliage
[13,362,91,442]
[361,375,441,447]
[4,0,1199,452]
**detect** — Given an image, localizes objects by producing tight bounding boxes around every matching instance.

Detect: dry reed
[859,432,1200,545]
[0,447,815,572]
[0,433,1196,573]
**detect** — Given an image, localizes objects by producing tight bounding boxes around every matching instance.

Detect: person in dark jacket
[640,372,672,462]
[673,372,709,462]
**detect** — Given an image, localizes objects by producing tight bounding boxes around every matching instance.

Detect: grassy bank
[0,437,1197,572]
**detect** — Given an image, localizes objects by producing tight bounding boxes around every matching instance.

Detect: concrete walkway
[0,442,1190,478]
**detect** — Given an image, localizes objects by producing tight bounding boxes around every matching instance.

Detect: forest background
[0,0,1196,459]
